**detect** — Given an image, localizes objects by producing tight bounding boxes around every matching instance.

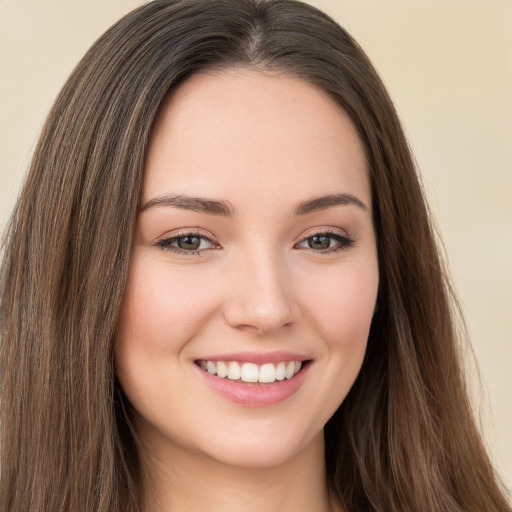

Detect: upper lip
[195,351,312,365]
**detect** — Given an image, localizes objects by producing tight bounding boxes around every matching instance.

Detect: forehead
[143,68,370,209]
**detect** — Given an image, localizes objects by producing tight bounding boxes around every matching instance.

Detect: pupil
[178,236,200,250]
[309,235,330,250]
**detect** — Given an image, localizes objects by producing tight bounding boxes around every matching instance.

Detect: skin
[115,68,379,512]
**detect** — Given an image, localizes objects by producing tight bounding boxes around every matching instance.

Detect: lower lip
[195,362,311,407]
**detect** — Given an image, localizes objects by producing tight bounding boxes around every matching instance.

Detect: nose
[222,249,301,335]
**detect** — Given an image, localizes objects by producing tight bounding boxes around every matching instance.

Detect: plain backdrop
[0,0,511,493]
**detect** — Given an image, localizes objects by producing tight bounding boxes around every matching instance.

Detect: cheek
[116,256,215,352]
[114,256,217,405]
[301,259,379,348]
[281,258,379,431]
[298,256,378,405]
[310,262,378,409]
[114,257,222,432]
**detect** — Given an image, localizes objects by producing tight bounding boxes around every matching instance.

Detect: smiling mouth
[195,359,309,384]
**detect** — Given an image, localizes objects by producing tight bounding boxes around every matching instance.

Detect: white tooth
[259,363,276,383]
[240,363,259,383]
[275,362,286,380]
[199,360,207,370]
[216,361,228,378]
[227,361,241,380]
[206,361,217,374]
[285,361,295,379]
[294,361,302,374]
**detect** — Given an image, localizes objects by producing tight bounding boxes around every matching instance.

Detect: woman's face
[115,69,379,469]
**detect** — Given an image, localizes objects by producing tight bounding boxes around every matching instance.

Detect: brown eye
[177,236,201,251]
[307,235,331,250]
[156,233,217,254]
[296,231,355,253]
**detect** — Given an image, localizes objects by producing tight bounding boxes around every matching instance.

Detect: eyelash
[156,231,219,256]
[155,229,355,256]
[295,229,355,253]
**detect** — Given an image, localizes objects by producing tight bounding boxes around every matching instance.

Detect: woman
[0,0,509,511]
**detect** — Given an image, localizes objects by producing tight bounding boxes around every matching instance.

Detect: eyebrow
[294,193,368,215]
[141,193,235,216]
[141,192,368,216]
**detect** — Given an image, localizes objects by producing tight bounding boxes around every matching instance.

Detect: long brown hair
[1,1,509,510]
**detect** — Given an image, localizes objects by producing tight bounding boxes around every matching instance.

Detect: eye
[156,232,219,255]
[296,230,354,253]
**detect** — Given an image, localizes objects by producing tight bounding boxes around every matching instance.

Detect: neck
[138,431,340,512]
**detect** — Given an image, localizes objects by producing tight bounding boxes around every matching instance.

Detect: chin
[193,424,325,470]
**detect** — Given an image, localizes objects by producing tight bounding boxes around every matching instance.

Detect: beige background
[1,0,510,492]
